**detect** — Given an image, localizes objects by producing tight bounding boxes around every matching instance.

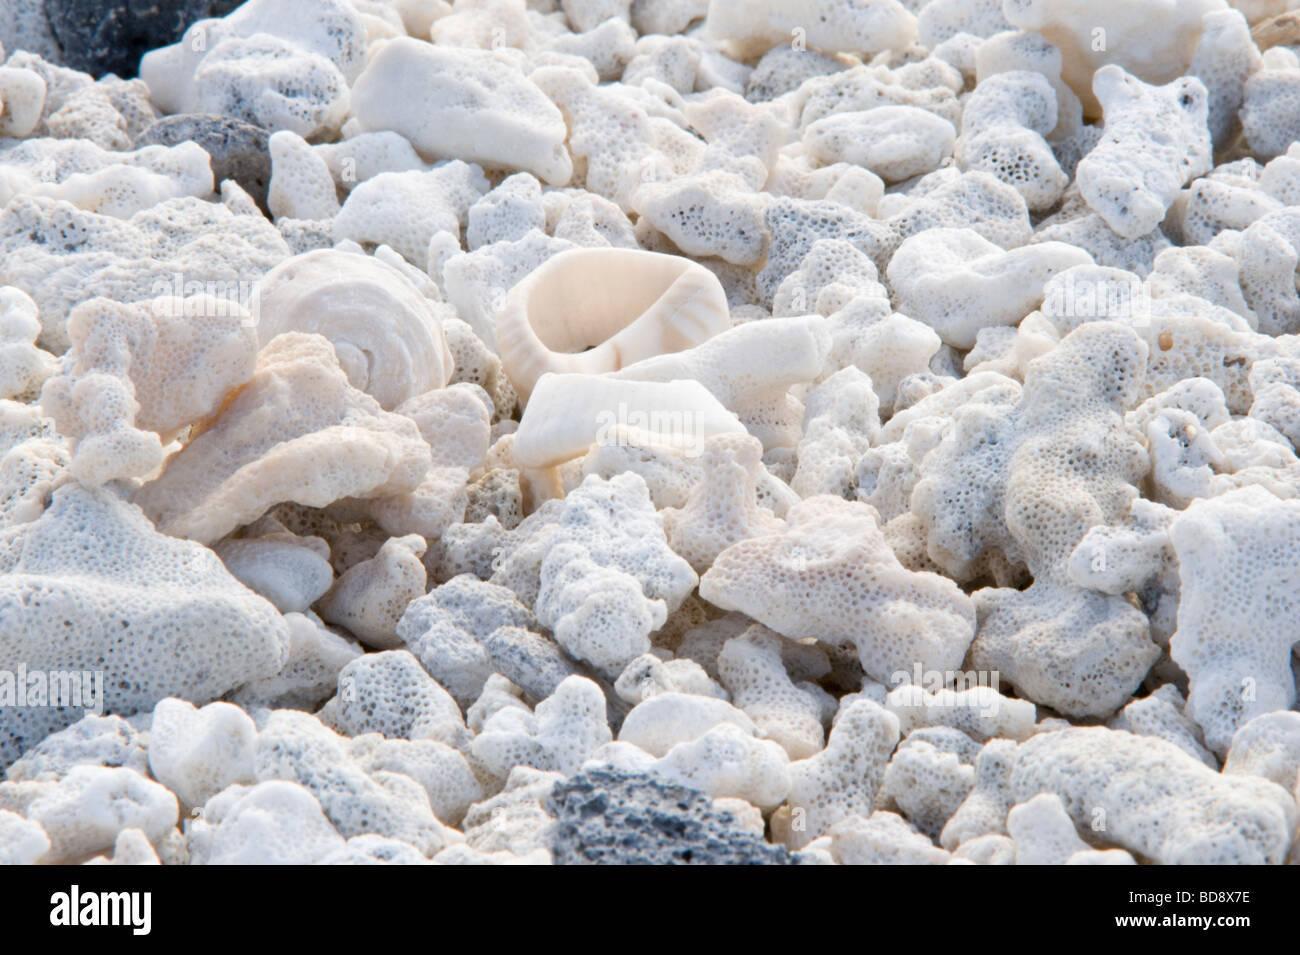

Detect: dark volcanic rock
[44,0,243,78]
[547,768,796,865]
[136,113,271,211]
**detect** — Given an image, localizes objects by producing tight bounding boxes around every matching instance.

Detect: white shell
[496,248,731,402]
[256,248,454,410]
[512,373,747,470]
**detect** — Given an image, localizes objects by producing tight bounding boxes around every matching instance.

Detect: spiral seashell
[255,248,454,409]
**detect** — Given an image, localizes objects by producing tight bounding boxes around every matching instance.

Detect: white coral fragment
[133,333,431,544]
[701,496,975,686]
[1076,66,1213,240]
[1169,486,1300,754]
[351,37,572,186]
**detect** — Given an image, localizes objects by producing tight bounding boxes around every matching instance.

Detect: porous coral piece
[214,532,333,615]
[576,436,705,511]
[0,136,213,218]
[1190,8,1263,147]
[254,707,460,854]
[1011,726,1296,864]
[918,0,1011,47]
[773,238,888,319]
[0,65,45,138]
[348,733,482,827]
[1249,355,1300,445]
[147,699,257,810]
[531,65,694,212]
[909,324,1159,717]
[5,51,153,151]
[317,535,428,650]
[940,738,1017,849]
[1109,685,1217,768]
[1224,711,1300,791]
[662,434,782,573]
[484,627,585,705]
[617,693,755,758]
[718,627,825,759]
[333,161,488,267]
[472,675,612,779]
[1212,207,1300,334]
[790,367,880,498]
[192,35,351,139]
[631,169,771,267]
[887,227,1092,349]
[1076,66,1213,240]
[949,833,1015,865]
[704,0,917,60]
[318,835,428,866]
[682,86,787,177]
[827,309,941,417]
[701,496,975,686]
[0,287,54,402]
[229,611,360,711]
[396,573,537,708]
[351,37,571,185]
[804,106,956,183]
[41,294,258,486]
[647,722,792,810]
[187,780,345,865]
[85,826,167,866]
[0,809,49,864]
[1006,791,1097,865]
[882,169,1034,256]
[335,464,470,544]
[880,730,977,839]
[1167,486,1300,755]
[266,130,339,221]
[26,765,178,863]
[957,70,1068,212]
[134,333,432,544]
[4,713,149,782]
[0,485,288,766]
[139,0,368,116]
[0,193,289,354]
[744,44,846,103]
[772,699,900,849]
[827,811,951,865]
[543,16,637,82]
[756,196,893,309]
[427,0,531,49]
[330,650,464,743]
[311,130,427,197]
[467,173,545,251]
[535,473,697,675]
[884,683,1037,743]
[1241,67,1300,159]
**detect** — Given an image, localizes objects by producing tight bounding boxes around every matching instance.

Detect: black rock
[44,0,244,79]
[546,767,797,865]
[136,112,271,212]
